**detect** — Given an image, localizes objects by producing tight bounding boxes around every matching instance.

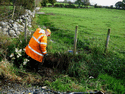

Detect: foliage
[115,1,123,9]
[0,6,125,93]
[0,0,11,5]
[82,0,90,7]
[48,0,56,6]
[41,0,49,7]
[35,0,42,7]
[64,0,67,3]
[75,0,82,7]
[0,33,13,61]
[98,74,125,94]
[20,0,35,10]
[38,7,125,81]
[123,0,125,3]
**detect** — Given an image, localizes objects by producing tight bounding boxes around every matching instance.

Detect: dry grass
[0,59,22,82]
[0,59,55,86]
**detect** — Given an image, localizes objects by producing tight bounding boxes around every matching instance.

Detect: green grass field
[36,7,125,93]
[38,8,125,54]
[0,7,125,93]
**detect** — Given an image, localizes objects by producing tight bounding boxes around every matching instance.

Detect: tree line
[115,0,125,9]
[41,0,90,7]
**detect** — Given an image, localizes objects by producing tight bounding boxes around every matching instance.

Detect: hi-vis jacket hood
[25,28,47,62]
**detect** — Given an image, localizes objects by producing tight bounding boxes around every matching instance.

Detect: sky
[57,0,123,6]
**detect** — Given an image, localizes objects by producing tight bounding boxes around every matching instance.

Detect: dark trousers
[25,53,40,72]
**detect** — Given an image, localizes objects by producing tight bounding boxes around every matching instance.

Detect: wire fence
[40,22,125,55]
[38,10,125,54]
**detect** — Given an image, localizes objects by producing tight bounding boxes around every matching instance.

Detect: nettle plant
[9,47,29,68]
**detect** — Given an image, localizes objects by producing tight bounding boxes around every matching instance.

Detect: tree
[75,0,90,8]
[122,0,125,9]
[75,0,82,8]
[83,0,90,7]
[123,0,125,3]
[64,0,67,3]
[115,1,123,9]
[48,0,56,6]
[41,0,48,7]
[68,1,72,5]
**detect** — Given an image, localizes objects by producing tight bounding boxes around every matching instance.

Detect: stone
[0,22,7,28]
[9,20,14,23]
[35,7,40,11]
[0,9,35,37]
[16,19,19,22]
[0,26,2,33]
[15,31,20,35]
[9,30,15,37]
[19,19,23,22]
[28,25,32,28]
[3,28,8,32]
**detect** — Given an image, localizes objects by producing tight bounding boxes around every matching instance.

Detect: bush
[59,4,64,8]
[65,5,76,8]
[54,4,59,7]
[48,5,52,7]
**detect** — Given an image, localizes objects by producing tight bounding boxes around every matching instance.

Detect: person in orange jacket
[25,28,51,72]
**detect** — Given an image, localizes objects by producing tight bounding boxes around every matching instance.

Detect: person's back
[25,28,51,72]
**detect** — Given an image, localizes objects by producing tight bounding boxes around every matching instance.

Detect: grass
[38,8,125,58]
[36,7,125,93]
[0,7,125,93]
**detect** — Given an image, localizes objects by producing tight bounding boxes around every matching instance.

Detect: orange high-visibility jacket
[25,28,47,62]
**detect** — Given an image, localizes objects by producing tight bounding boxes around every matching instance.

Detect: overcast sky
[57,0,123,6]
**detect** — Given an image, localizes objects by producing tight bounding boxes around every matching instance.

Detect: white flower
[23,61,27,65]
[24,58,29,62]
[12,57,15,60]
[23,48,26,51]
[10,53,14,58]
[17,55,20,58]
[23,59,29,65]
[89,76,94,79]
[18,53,22,57]
[15,48,18,53]
[18,49,22,53]
[20,40,22,43]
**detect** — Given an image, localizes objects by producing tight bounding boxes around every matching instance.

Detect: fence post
[24,18,27,43]
[104,29,111,53]
[73,25,78,55]
[12,5,15,19]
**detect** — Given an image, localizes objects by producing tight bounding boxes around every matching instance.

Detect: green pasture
[36,8,125,93]
[1,6,125,93]
[38,8,125,55]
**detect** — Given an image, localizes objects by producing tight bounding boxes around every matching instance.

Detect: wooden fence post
[24,18,27,43]
[73,25,78,55]
[12,5,15,19]
[104,29,111,53]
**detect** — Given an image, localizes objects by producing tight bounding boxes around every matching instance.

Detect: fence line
[1,7,124,54]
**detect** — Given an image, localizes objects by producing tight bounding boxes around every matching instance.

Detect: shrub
[54,4,59,7]
[65,5,76,8]
[59,4,64,8]
[48,5,52,7]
